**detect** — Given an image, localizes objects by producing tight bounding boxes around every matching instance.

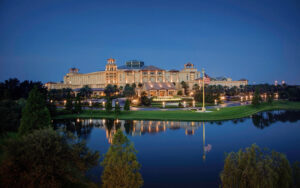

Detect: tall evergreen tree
[74,96,82,114]
[101,129,143,188]
[115,101,121,115]
[105,99,112,113]
[19,86,51,135]
[124,99,130,111]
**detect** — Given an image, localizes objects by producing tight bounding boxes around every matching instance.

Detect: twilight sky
[0,0,299,84]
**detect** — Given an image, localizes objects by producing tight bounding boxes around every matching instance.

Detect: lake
[53,110,300,188]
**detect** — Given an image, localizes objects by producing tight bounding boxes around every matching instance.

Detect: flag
[204,74,210,84]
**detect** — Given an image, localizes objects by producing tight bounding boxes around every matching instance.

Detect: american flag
[204,74,210,84]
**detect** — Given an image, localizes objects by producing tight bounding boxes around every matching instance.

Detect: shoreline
[53,101,300,121]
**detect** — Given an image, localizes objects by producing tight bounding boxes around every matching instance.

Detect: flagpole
[203,122,206,161]
[202,68,206,112]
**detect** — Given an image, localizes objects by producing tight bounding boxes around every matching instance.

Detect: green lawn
[54,101,300,121]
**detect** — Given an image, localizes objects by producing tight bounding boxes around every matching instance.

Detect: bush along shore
[53,101,300,121]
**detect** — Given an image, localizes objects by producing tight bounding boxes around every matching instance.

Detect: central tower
[105,58,118,85]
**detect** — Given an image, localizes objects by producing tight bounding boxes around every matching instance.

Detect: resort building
[45,58,248,97]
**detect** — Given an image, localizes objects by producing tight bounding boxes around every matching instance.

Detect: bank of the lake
[54,101,300,121]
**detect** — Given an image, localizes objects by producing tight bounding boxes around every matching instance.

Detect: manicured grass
[54,101,300,121]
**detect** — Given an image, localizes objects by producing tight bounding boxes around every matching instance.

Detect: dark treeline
[0,78,55,135]
[193,84,300,103]
[0,78,47,100]
[252,110,300,129]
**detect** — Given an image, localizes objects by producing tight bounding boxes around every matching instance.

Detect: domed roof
[107,58,116,64]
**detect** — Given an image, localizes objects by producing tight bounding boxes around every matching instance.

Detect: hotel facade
[45,58,248,97]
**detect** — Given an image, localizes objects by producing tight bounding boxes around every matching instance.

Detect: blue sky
[0,0,299,84]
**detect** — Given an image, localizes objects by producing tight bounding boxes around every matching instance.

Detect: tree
[0,100,22,134]
[181,81,189,95]
[47,100,57,117]
[292,162,300,187]
[74,96,82,114]
[267,93,274,104]
[104,84,115,97]
[192,84,200,91]
[124,99,130,111]
[0,129,99,188]
[105,99,112,113]
[115,101,121,115]
[220,144,293,188]
[0,78,46,101]
[252,89,262,107]
[194,89,217,103]
[101,129,143,188]
[131,83,136,89]
[79,85,92,99]
[140,91,151,106]
[138,83,143,88]
[18,87,51,135]
[65,94,73,112]
[124,84,136,97]
[48,88,73,101]
[177,90,183,96]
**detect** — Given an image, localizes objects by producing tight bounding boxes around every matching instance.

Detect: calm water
[53,110,300,188]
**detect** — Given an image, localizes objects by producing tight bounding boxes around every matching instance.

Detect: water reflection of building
[57,118,214,159]
[65,119,205,143]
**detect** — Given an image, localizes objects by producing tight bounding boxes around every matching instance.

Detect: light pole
[202,69,206,112]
